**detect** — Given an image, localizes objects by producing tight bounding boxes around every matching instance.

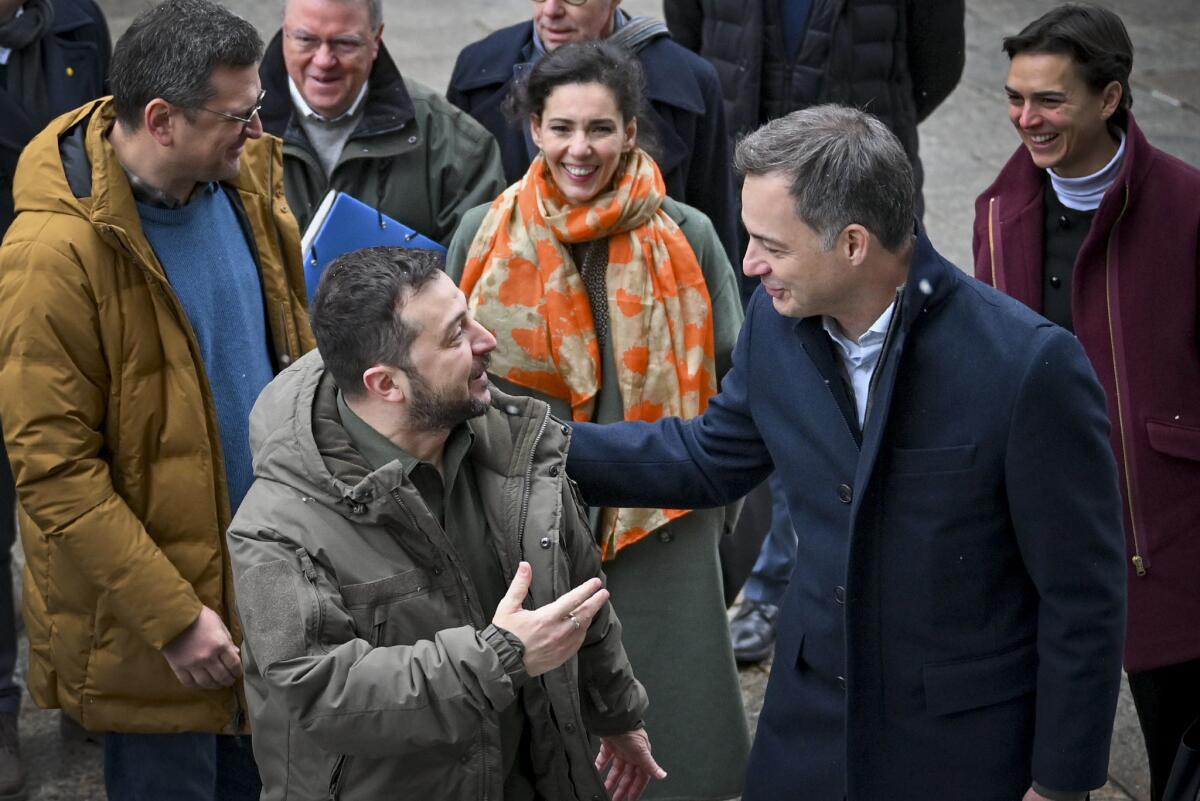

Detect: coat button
[836,675,846,690]
[550,465,559,477]
[561,424,570,435]
[540,537,552,549]
[834,586,846,605]
[1057,214,1070,229]
[658,530,673,543]
[407,135,418,144]
[432,566,443,576]
[460,752,471,764]
[1049,275,1062,288]
[837,483,853,504]
[564,722,577,734]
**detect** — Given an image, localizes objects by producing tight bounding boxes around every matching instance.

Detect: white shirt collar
[822,301,896,358]
[287,76,369,123]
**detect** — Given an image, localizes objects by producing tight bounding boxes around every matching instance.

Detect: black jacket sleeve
[663,0,705,53]
[906,0,966,122]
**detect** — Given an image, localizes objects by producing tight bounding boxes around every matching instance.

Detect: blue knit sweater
[137,183,274,514]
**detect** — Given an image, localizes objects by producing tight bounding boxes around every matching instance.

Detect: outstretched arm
[567,308,772,508]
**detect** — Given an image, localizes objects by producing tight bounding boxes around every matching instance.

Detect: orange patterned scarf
[459,149,717,558]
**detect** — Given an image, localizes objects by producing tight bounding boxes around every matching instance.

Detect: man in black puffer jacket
[665,0,965,217]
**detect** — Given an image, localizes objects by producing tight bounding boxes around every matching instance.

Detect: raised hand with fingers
[595,728,667,801]
[491,561,610,677]
[161,605,242,689]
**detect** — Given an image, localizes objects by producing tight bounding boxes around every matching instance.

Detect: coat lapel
[796,316,862,448]
[852,231,956,507]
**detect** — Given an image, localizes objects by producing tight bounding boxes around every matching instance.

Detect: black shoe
[730,600,779,665]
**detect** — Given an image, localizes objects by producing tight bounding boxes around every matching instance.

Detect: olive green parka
[0,97,314,733]
[258,34,507,244]
[228,351,648,801]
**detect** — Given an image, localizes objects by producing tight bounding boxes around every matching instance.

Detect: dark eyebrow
[744,224,788,250]
[441,309,467,342]
[546,116,618,126]
[1004,85,1068,101]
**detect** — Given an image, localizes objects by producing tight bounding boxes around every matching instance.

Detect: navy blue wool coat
[567,231,1127,800]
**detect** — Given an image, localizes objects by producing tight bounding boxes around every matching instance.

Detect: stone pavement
[12,0,1197,797]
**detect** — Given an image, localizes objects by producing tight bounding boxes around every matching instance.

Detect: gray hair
[281,0,383,32]
[734,104,914,252]
[110,0,263,130]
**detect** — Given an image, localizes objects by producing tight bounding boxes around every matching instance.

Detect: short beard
[406,371,490,433]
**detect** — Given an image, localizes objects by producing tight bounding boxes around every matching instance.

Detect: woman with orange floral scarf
[446,41,749,801]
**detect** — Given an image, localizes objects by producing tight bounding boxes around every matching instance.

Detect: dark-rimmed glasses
[197,89,266,126]
[284,29,373,57]
[531,0,591,5]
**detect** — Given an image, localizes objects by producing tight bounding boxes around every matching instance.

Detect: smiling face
[741,172,853,321]
[283,0,381,119]
[532,0,621,50]
[173,64,264,184]
[530,81,636,205]
[1005,51,1122,178]
[399,272,497,431]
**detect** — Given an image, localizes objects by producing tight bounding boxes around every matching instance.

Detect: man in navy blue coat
[566,104,1127,801]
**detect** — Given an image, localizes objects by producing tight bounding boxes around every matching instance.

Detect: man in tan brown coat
[0,0,312,798]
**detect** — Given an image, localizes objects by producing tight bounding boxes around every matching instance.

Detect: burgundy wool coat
[973,113,1200,673]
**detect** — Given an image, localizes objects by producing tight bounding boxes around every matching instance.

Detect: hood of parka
[248,349,561,526]
[13,98,286,254]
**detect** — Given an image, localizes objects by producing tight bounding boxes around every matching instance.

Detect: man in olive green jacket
[258,0,506,244]
[228,247,664,801]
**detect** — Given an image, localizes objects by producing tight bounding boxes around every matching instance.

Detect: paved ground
[12,0,1197,797]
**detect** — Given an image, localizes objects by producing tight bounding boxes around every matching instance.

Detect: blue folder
[299,191,447,303]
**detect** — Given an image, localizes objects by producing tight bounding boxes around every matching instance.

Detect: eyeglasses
[284,29,373,57]
[197,89,266,126]
[531,0,590,5]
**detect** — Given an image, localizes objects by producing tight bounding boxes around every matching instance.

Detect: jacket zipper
[1102,187,1144,576]
[515,410,551,557]
[384,487,492,799]
[388,489,475,622]
[988,197,999,288]
[327,753,351,801]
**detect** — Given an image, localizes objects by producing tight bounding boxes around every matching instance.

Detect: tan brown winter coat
[0,97,314,733]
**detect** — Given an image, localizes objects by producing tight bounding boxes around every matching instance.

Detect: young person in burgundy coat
[973,7,1200,798]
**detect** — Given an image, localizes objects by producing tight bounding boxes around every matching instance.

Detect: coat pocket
[341,568,445,646]
[891,444,977,475]
[1146,419,1200,463]
[922,640,1037,716]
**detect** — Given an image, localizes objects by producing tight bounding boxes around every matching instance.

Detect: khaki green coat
[228,351,648,801]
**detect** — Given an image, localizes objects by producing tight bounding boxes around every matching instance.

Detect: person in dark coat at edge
[663,0,966,664]
[445,0,739,270]
[973,6,1200,799]
[565,103,1128,801]
[0,0,109,795]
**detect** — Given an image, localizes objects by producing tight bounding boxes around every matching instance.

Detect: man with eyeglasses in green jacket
[257,0,506,250]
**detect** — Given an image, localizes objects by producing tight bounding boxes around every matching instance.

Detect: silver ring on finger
[567,612,581,631]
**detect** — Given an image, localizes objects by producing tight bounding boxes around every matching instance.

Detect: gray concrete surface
[12,0,1197,797]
